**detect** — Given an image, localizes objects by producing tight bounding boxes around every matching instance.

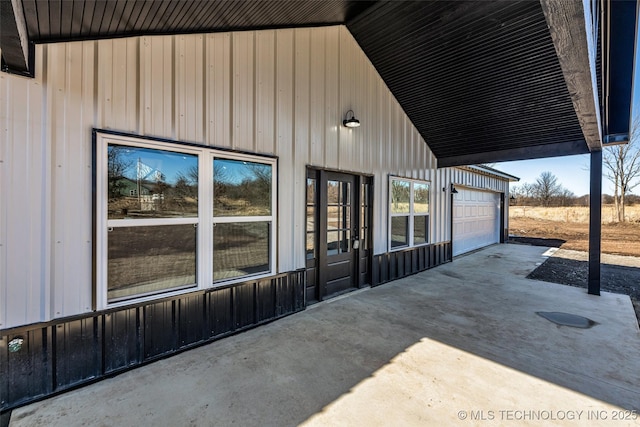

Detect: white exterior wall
[0,26,507,329]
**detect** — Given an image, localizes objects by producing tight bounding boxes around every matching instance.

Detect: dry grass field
[509,205,640,257]
[510,204,640,224]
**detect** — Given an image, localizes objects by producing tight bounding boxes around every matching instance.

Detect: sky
[496,154,596,196]
[495,27,640,197]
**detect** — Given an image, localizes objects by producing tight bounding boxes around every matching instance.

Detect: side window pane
[327,180,339,204]
[414,215,429,244]
[306,178,316,259]
[213,222,270,281]
[391,179,410,214]
[414,183,429,214]
[307,178,316,204]
[390,216,408,248]
[108,224,197,302]
[108,145,198,219]
[327,231,340,256]
[213,158,272,216]
[361,183,370,250]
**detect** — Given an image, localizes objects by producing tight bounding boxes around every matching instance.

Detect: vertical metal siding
[204,33,232,147]
[255,31,276,155]
[0,50,49,329]
[232,32,255,152]
[275,29,296,273]
[0,25,511,329]
[50,41,94,322]
[293,28,311,270]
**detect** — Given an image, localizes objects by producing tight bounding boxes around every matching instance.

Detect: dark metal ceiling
[1,0,636,167]
[348,0,588,166]
[18,0,375,42]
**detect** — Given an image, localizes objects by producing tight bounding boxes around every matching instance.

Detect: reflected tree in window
[391,179,410,213]
[107,144,198,219]
[108,146,134,199]
[213,159,272,216]
[414,183,429,214]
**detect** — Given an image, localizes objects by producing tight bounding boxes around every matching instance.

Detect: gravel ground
[510,239,640,326]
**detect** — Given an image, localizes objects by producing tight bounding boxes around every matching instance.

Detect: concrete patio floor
[8,244,640,426]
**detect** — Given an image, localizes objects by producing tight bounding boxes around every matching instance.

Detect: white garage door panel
[453,188,500,256]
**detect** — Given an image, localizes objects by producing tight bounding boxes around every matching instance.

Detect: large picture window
[95,132,277,308]
[389,177,430,250]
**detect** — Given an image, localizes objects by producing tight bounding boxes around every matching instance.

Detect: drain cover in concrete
[536,312,597,328]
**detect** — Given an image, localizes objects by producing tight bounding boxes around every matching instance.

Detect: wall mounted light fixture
[342,110,360,128]
[442,184,459,193]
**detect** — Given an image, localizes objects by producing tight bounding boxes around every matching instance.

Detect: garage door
[452,188,501,256]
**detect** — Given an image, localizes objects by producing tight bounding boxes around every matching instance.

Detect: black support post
[588,150,602,295]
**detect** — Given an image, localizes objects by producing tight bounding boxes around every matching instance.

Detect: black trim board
[372,242,452,286]
[437,139,590,168]
[0,270,305,413]
[588,150,602,295]
[0,0,34,76]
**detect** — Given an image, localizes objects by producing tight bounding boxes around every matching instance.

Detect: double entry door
[306,169,372,303]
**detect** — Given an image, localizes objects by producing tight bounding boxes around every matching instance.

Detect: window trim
[211,152,277,284]
[388,176,431,251]
[95,132,277,309]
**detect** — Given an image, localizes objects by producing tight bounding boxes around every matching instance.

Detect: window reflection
[306,178,316,259]
[327,231,340,255]
[414,215,429,244]
[107,224,197,302]
[307,178,316,204]
[414,183,429,214]
[213,158,272,216]
[213,222,270,281]
[361,183,370,251]
[391,179,410,214]
[327,179,351,255]
[390,216,408,248]
[107,145,198,219]
[328,180,340,204]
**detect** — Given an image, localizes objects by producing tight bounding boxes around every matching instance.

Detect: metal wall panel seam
[293,28,311,270]
[275,29,295,273]
[50,42,68,324]
[62,41,91,317]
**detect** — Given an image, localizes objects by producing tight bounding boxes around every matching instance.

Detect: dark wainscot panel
[372,242,452,286]
[0,270,305,413]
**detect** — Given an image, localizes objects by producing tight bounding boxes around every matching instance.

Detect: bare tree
[556,188,576,207]
[534,171,562,207]
[603,118,640,222]
[107,146,134,198]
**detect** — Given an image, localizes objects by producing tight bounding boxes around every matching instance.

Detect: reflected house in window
[110,177,152,198]
[107,144,199,219]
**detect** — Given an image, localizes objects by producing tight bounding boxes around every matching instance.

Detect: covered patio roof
[0,0,636,166]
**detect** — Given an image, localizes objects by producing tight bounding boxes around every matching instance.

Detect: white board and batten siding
[0,26,455,329]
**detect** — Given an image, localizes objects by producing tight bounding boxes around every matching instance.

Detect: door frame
[305,167,373,303]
